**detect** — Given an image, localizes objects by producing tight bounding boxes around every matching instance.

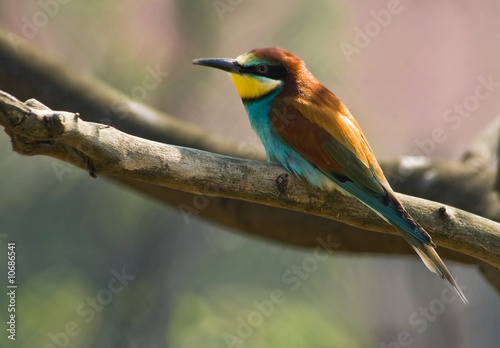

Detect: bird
[193,47,467,303]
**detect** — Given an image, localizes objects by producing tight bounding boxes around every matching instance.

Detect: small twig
[462,116,500,170]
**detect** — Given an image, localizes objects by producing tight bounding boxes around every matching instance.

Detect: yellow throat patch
[229,73,282,100]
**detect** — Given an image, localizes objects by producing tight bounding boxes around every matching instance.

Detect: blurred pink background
[0,1,498,347]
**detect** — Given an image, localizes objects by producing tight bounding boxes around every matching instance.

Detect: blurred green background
[0,0,499,347]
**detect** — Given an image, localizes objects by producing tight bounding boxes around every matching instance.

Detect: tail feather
[394,224,468,304]
[327,174,468,303]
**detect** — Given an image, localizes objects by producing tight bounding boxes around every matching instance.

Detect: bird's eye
[256,64,269,73]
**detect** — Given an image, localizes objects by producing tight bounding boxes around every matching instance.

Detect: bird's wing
[271,95,386,194]
[270,96,433,246]
[299,92,387,180]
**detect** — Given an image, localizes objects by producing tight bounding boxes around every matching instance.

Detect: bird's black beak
[192,58,243,74]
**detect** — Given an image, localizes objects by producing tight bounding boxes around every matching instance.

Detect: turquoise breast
[242,90,332,190]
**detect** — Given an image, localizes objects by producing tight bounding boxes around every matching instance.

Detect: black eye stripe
[246,64,288,79]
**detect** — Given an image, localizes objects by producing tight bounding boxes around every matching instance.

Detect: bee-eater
[193,47,467,303]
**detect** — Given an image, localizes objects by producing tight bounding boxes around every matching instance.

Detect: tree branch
[0,32,246,159]
[1,91,499,270]
[1,32,499,294]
